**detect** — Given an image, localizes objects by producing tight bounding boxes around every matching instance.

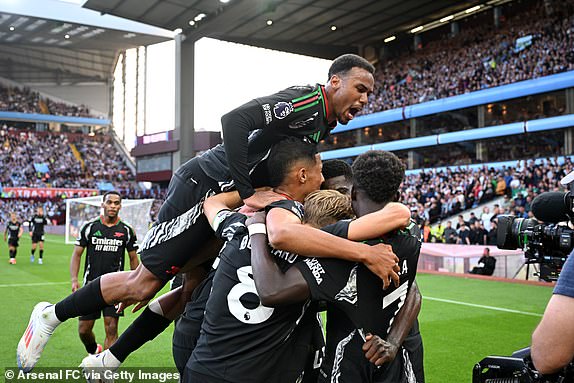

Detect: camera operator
[531,253,574,374]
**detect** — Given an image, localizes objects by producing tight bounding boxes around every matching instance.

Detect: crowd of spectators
[0,199,65,226]
[0,125,165,226]
[0,125,132,189]
[363,0,574,114]
[0,83,95,117]
[405,156,574,243]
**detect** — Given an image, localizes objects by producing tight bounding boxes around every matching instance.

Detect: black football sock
[54,277,107,322]
[9,249,15,259]
[39,250,44,259]
[31,249,36,255]
[85,342,98,354]
[109,307,172,362]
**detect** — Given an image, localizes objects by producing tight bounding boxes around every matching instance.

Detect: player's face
[322,175,352,197]
[304,155,325,196]
[330,67,374,125]
[102,194,121,219]
[10,214,17,222]
[37,207,43,215]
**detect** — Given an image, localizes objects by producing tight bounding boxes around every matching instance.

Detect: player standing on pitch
[5,212,23,265]
[69,191,139,355]
[29,206,50,265]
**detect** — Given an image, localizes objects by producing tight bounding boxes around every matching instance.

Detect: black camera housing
[497,215,572,282]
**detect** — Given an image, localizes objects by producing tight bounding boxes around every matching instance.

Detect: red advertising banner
[1,187,98,199]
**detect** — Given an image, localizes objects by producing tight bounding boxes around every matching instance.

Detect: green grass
[0,234,174,374]
[0,235,554,382]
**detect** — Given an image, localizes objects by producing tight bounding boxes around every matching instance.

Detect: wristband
[248,223,267,236]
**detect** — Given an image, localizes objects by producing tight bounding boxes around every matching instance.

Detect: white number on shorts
[227,266,274,324]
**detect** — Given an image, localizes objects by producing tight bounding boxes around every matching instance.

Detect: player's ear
[298,167,307,184]
[350,185,357,202]
[330,74,341,89]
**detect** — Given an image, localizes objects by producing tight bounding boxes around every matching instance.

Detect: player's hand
[362,243,400,289]
[29,232,32,237]
[238,205,258,216]
[243,190,285,210]
[362,333,399,366]
[71,280,79,292]
[245,211,266,226]
[130,300,149,314]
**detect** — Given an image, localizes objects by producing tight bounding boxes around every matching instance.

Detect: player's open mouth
[346,106,361,120]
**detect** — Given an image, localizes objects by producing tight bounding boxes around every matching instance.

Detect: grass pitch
[0,234,553,382]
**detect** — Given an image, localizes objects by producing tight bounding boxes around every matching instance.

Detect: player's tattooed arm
[347,202,411,241]
[247,212,309,306]
[266,207,400,289]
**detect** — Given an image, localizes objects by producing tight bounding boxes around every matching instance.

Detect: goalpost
[65,195,155,245]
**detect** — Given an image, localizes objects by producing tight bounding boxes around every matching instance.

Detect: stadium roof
[0,0,173,85]
[84,0,486,59]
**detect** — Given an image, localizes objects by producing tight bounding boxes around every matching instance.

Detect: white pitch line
[0,281,68,288]
[425,296,543,317]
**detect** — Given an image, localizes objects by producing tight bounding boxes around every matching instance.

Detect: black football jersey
[29,214,49,235]
[197,84,335,197]
[76,217,138,283]
[188,207,312,382]
[6,221,22,240]
[294,219,422,383]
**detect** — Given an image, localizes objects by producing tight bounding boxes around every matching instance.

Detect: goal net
[65,196,155,245]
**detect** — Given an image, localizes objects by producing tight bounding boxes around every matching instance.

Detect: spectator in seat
[444,221,458,244]
[470,248,497,276]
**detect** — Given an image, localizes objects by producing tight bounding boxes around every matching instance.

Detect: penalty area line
[425,296,543,317]
[0,281,68,288]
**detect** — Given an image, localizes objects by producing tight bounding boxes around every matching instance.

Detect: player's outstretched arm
[363,282,422,366]
[203,191,243,228]
[266,207,400,289]
[346,202,411,241]
[247,213,309,306]
[221,100,268,202]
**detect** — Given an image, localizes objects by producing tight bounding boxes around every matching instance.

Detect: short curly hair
[304,190,354,228]
[328,54,375,80]
[352,150,405,204]
[322,159,353,183]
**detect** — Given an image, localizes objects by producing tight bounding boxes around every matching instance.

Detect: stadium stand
[362,0,574,114]
[0,82,96,118]
[0,124,165,225]
[403,156,574,244]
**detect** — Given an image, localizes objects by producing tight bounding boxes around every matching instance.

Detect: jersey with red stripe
[197,84,335,197]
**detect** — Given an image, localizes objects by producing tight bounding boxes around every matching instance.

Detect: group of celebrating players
[16,54,425,383]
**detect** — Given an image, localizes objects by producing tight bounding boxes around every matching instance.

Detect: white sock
[148,298,164,317]
[42,305,62,328]
[103,349,122,368]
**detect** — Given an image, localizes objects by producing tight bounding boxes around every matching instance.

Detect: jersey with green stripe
[197,84,336,195]
[254,83,334,144]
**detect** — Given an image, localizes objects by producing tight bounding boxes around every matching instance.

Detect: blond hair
[304,190,354,228]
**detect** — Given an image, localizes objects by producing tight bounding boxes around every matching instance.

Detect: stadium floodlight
[410,26,424,33]
[440,15,454,23]
[384,36,396,43]
[465,5,481,14]
[65,196,154,245]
